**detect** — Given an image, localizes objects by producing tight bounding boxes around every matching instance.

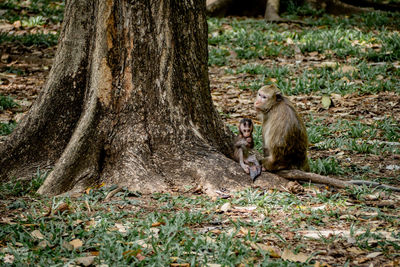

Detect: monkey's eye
[262,95,266,99]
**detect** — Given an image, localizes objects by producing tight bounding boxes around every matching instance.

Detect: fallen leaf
[38,240,50,248]
[233,205,257,212]
[151,221,165,227]
[89,251,100,256]
[339,214,356,220]
[320,61,337,68]
[281,249,309,263]
[220,202,231,212]
[366,251,382,258]
[337,65,357,74]
[3,254,14,264]
[347,247,364,255]
[54,203,71,214]
[13,20,21,29]
[75,256,96,266]
[321,95,332,109]
[31,230,44,240]
[62,240,74,251]
[115,223,127,233]
[69,239,83,249]
[250,243,281,258]
[136,239,151,248]
[123,249,145,261]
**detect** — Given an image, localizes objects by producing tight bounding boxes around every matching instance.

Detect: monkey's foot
[249,165,262,181]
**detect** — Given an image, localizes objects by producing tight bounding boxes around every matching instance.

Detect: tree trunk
[0,0,289,196]
[265,0,281,21]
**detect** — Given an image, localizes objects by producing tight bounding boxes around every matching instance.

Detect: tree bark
[1,0,292,196]
[265,0,281,21]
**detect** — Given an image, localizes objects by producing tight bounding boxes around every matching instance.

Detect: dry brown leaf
[38,240,50,248]
[75,256,96,266]
[250,243,281,258]
[347,247,364,255]
[337,65,357,74]
[281,249,309,263]
[220,202,231,212]
[3,254,14,264]
[115,223,127,233]
[319,61,337,68]
[69,238,83,249]
[54,203,71,214]
[151,221,165,227]
[31,230,44,239]
[366,251,382,258]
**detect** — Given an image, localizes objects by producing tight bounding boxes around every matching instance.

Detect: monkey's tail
[276,170,400,192]
[349,180,400,192]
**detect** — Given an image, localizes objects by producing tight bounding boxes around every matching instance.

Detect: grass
[0,32,59,47]
[1,183,398,265]
[0,121,17,135]
[0,0,64,23]
[0,169,47,199]
[0,95,18,110]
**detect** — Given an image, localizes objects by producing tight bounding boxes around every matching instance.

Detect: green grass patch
[0,121,17,135]
[0,94,18,110]
[0,185,398,265]
[0,0,64,23]
[0,32,59,47]
[0,169,47,199]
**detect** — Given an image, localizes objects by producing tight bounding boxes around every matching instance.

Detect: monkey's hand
[235,139,248,147]
[240,163,250,174]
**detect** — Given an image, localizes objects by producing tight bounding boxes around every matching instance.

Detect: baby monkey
[233,118,262,181]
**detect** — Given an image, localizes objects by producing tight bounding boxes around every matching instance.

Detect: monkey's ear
[276,91,283,101]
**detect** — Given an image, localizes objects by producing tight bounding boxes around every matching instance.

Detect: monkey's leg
[247,155,262,181]
[261,155,281,171]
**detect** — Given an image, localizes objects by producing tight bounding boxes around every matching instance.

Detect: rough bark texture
[0,1,93,180]
[1,0,291,196]
[265,0,281,21]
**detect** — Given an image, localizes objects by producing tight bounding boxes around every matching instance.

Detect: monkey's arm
[237,148,250,174]
[234,138,248,147]
[276,170,400,192]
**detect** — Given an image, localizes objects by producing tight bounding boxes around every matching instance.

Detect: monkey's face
[254,87,280,112]
[240,124,252,138]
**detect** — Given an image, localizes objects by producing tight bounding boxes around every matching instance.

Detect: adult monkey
[254,86,309,172]
[253,86,400,192]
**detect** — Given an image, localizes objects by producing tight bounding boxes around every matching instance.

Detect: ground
[0,2,400,266]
